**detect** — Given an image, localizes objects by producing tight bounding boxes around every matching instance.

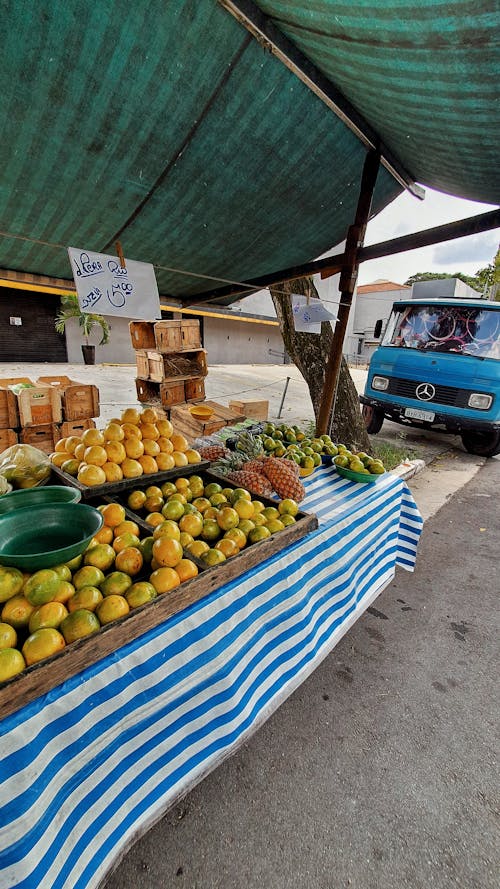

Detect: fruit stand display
[0,408,422,889]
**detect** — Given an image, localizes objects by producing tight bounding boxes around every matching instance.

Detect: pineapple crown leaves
[235,431,265,459]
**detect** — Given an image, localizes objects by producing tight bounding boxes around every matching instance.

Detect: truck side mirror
[373,319,383,339]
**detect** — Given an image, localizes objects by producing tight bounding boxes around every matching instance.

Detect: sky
[357,188,500,287]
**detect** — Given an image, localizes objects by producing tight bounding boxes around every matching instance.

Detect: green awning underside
[1,1,498,299]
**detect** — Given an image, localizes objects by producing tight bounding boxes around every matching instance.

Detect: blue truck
[360,298,500,457]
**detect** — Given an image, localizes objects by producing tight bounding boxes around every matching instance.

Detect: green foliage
[55,295,110,346]
[405,259,499,297]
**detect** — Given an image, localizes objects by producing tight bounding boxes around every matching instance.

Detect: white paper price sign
[68,247,161,320]
[292,295,337,333]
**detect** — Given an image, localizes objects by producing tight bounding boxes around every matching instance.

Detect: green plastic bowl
[0,485,81,515]
[335,465,383,485]
[0,503,103,571]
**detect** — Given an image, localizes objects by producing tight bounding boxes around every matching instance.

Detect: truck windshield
[382,305,500,360]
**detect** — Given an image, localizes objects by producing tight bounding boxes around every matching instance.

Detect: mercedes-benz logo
[416,382,436,401]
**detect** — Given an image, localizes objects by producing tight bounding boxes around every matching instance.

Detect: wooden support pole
[316,150,380,435]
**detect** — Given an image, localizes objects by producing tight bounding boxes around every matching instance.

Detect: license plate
[404,407,435,422]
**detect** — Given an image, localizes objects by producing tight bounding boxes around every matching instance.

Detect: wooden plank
[49,461,211,500]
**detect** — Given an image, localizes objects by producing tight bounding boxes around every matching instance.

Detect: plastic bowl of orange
[0,502,103,571]
[188,404,214,420]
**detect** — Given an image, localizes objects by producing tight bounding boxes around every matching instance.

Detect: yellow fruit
[68,586,103,613]
[81,428,105,447]
[124,437,145,459]
[121,422,142,440]
[144,494,163,513]
[179,512,203,537]
[50,452,71,468]
[152,537,183,568]
[215,538,239,558]
[60,609,100,643]
[0,566,24,603]
[153,520,181,541]
[96,594,130,625]
[52,580,76,604]
[216,507,240,531]
[121,458,144,479]
[0,648,26,681]
[139,423,160,441]
[55,437,69,453]
[84,445,108,467]
[72,565,105,590]
[0,622,17,650]
[223,528,247,550]
[105,441,127,464]
[157,437,173,454]
[74,442,86,461]
[172,451,189,467]
[77,464,107,486]
[101,503,127,528]
[175,558,199,582]
[61,458,80,477]
[63,436,82,455]
[114,546,144,576]
[179,532,194,549]
[103,422,125,442]
[84,543,116,571]
[201,548,226,567]
[248,526,271,543]
[156,419,173,438]
[278,499,299,516]
[185,449,201,464]
[140,407,159,425]
[29,601,69,632]
[100,571,133,597]
[170,433,188,453]
[149,566,181,594]
[113,532,140,553]
[145,512,166,528]
[24,569,61,606]
[125,582,157,608]
[121,408,141,425]
[92,525,115,545]
[156,453,175,471]
[142,438,160,457]
[102,461,124,483]
[114,520,140,538]
[22,628,65,665]
[138,455,159,475]
[186,540,210,557]
[127,489,147,511]
[233,499,255,520]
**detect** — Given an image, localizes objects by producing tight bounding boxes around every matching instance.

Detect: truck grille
[387,377,471,408]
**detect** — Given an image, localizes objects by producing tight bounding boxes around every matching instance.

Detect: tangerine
[52,580,76,604]
[152,537,183,568]
[142,438,160,457]
[84,445,108,466]
[114,546,144,576]
[175,558,199,582]
[96,595,129,625]
[0,566,24,603]
[156,419,173,438]
[121,408,141,425]
[149,566,181,594]
[185,449,201,464]
[0,622,17,650]
[68,586,103,612]
[29,601,69,632]
[138,455,159,475]
[153,520,181,541]
[121,422,142,439]
[185,540,210,557]
[61,609,100,643]
[100,571,133,597]
[73,565,105,590]
[125,582,157,608]
[103,422,125,442]
[113,532,141,553]
[77,464,107,486]
[140,407,158,425]
[105,441,126,464]
[0,648,26,681]
[84,543,116,571]
[127,489,147,511]
[172,451,189,467]
[121,458,143,479]
[24,569,61,606]
[124,437,145,459]
[22,628,65,665]
[156,453,175,471]
[82,428,105,447]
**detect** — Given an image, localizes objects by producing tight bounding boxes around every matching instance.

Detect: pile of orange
[49,407,202,486]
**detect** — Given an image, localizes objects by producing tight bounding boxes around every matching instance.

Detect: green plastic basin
[0,485,81,515]
[335,465,382,485]
[0,503,103,571]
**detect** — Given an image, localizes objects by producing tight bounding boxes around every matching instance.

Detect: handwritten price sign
[67,247,161,320]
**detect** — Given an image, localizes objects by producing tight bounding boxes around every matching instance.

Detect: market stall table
[0,464,423,889]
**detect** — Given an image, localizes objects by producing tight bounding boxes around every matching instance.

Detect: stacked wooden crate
[0,377,100,455]
[130,319,208,411]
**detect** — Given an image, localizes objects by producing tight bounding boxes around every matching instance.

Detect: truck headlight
[468,393,492,410]
[372,376,389,391]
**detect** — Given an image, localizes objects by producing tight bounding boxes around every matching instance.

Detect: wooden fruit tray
[0,472,318,719]
[49,461,211,500]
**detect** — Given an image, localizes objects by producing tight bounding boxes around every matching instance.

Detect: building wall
[203,317,286,364]
[64,315,136,364]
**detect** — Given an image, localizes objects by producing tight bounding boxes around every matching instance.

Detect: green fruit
[334,455,349,468]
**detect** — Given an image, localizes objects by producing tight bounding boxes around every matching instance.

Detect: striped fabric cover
[0,466,422,889]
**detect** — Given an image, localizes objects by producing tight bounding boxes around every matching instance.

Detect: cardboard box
[37,376,99,421]
[228,399,269,421]
[0,378,62,428]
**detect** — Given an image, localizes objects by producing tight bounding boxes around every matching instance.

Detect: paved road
[104,459,499,889]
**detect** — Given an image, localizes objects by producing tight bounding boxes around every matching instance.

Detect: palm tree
[55,294,111,345]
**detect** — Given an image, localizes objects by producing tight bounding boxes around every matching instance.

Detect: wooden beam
[219,0,423,198]
[316,150,381,435]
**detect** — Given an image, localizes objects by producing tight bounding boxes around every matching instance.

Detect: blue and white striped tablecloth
[0,466,422,889]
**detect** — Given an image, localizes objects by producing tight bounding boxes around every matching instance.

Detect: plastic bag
[0,475,12,496]
[0,444,51,489]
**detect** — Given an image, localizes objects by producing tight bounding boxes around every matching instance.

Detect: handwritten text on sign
[67,248,161,320]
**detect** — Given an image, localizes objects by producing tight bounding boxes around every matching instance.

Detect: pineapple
[198,444,231,461]
[227,470,274,498]
[235,431,265,460]
[262,457,306,502]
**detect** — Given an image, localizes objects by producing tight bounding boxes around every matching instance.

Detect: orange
[152,537,183,568]
[179,512,203,537]
[74,442,86,461]
[162,499,185,521]
[121,422,142,440]
[52,564,72,582]
[121,408,141,425]
[102,461,124,483]
[233,499,255,520]
[92,525,115,545]
[68,586,103,612]
[127,489,147,511]
[50,452,70,468]
[146,485,163,497]
[223,528,247,550]
[105,440,126,464]
[186,540,210,557]
[114,546,144,576]
[140,407,158,425]
[84,543,116,571]
[145,512,166,528]
[61,458,80,477]
[96,595,129,625]
[55,437,69,452]
[124,437,145,459]
[81,428,105,447]
[84,445,108,467]
[144,494,163,513]
[192,497,211,513]
[278,498,299,517]
[60,609,100,643]
[101,502,126,528]
[156,419,173,438]
[0,566,24,603]
[156,453,175,471]
[24,569,61,606]
[280,514,296,527]
[0,622,17,650]
[100,571,133,597]
[139,423,159,441]
[138,455,159,475]
[265,519,285,534]
[125,581,157,608]
[113,532,141,553]
[152,520,181,542]
[22,628,65,665]
[52,580,76,604]
[201,519,220,542]
[161,482,177,497]
[237,519,255,536]
[149,566,181,594]
[29,601,69,633]
[175,558,199,582]
[121,458,143,479]
[216,507,240,531]
[262,507,280,522]
[172,451,189,467]
[157,437,173,454]
[179,532,194,549]
[201,548,226,567]
[169,491,188,504]
[65,554,83,571]
[229,487,252,503]
[77,464,107,486]
[73,565,106,590]
[142,438,160,457]
[215,538,239,558]
[185,449,201,464]
[248,526,271,543]
[0,648,26,681]
[209,493,227,507]
[103,422,125,442]
[170,433,188,452]
[139,536,155,563]
[65,436,82,455]
[114,520,140,538]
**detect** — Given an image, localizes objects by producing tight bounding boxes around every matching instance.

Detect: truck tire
[362,405,384,435]
[461,430,500,458]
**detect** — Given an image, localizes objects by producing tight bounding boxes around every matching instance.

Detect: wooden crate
[228,399,269,421]
[60,418,96,438]
[0,428,18,452]
[154,320,182,353]
[37,376,99,421]
[129,321,156,350]
[184,377,205,402]
[50,460,210,501]
[135,378,185,409]
[0,388,19,429]
[169,402,241,439]
[19,424,60,454]
[17,386,62,427]
[181,319,201,349]
[147,349,207,383]
[135,350,150,380]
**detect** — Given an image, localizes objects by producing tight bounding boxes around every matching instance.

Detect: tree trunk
[270,278,370,451]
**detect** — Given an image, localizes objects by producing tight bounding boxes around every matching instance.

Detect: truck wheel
[461,430,500,458]
[362,405,384,434]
